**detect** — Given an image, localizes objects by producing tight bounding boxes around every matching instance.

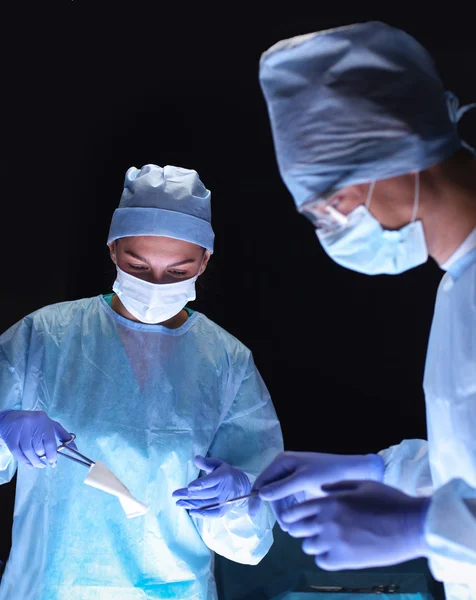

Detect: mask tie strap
[365,181,376,210]
[445,91,476,155]
[410,171,420,223]
[195,249,207,279]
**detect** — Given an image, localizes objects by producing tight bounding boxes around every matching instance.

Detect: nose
[133,271,168,285]
[150,272,185,285]
[149,273,169,285]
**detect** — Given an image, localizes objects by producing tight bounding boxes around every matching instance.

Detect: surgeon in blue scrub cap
[0,164,283,600]
[254,21,476,600]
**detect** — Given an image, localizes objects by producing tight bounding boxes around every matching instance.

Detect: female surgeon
[0,164,283,600]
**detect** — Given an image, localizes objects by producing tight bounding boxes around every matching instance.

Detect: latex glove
[250,451,384,526]
[0,410,75,468]
[173,455,251,518]
[281,480,430,570]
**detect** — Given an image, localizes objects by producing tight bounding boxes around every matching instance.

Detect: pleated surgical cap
[259,21,465,209]
[108,164,214,252]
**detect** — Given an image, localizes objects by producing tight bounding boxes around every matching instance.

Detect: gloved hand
[0,410,75,468]
[281,480,430,570]
[173,455,251,518]
[250,451,384,526]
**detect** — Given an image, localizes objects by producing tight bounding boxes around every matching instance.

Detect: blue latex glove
[250,451,384,526]
[0,410,76,468]
[281,480,430,570]
[173,455,251,518]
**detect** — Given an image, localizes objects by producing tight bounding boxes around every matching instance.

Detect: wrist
[348,453,385,481]
[366,453,385,482]
[0,410,10,429]
[406,497,431,557]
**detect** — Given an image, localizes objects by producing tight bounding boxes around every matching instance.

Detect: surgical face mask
[314,174,428,275]
[112,265,200,324]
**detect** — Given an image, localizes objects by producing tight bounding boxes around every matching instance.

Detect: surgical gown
[0,295,283,600]
[380,229,476,600]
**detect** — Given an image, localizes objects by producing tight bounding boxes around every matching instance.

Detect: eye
[169,269,187,277]
[128,264,148,271]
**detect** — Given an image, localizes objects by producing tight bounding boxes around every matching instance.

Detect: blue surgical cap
[108,164,215,252]
[259,21,464,210]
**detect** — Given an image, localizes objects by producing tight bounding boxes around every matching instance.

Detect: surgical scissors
[39,433,94,468]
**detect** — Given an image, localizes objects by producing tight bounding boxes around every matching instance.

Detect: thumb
[194,455,222,474]
[52,421,73,443]
[53,422,77,451]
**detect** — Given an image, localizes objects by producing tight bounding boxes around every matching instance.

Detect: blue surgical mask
[316,174,428,275]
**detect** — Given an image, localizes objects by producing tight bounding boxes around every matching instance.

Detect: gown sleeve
[193,352,284,565]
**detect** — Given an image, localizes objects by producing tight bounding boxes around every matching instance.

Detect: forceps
[309,584,399,594]
[195,491,259,511]
[39,433,94,468]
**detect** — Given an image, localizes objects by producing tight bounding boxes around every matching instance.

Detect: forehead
[118,236,202,258]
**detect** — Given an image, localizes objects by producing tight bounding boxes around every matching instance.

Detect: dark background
[1,0,475,587]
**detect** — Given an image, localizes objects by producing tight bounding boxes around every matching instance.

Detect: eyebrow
[168,259,197,267]
[124,250,196,268]
[124,250,150,264]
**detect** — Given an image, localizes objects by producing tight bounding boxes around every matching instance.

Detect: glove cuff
[366,453,385,482]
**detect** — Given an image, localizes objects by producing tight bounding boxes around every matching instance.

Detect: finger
[32,438,52,468]
[188,471,224,491]
[32,425,55,466]
[270,499,297,532]
[258,476,303,501]
[286,516,323,538]
[315,553,340,571]
[175,473,206,493]
[173,484,220,501]
[281,499,323,524]
[321,480,360,494]
[184,484,221,500]
[176,498,219,509]
[52,421,74,445]
[42,433,59,466]
[248,494,262,517]
[176,500,193,508]
[20,438,46,468]
[302,535,331,556]
[270,497,303,528]
[194,455,221,474]
[189,506,223,519]
[259,469,320,501]
[252,453,297,491]
[171,487,189,499]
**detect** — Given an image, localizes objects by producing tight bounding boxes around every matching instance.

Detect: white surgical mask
[316,174,428,275]
[113,265,200,324]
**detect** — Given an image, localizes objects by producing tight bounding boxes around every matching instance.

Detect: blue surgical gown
[380,230,476,600]
[0,296,283,600]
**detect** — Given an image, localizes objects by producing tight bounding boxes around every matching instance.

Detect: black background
[1,0,475,578]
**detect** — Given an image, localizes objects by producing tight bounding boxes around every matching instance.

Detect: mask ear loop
[410,172,420,223]
[195,249,207,278]
[365,181,376,210]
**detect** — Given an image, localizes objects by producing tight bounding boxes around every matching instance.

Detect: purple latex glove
[250,450,384,527]
[173,455,251,518]
[281,480,430,570]
[0,410,76,468]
